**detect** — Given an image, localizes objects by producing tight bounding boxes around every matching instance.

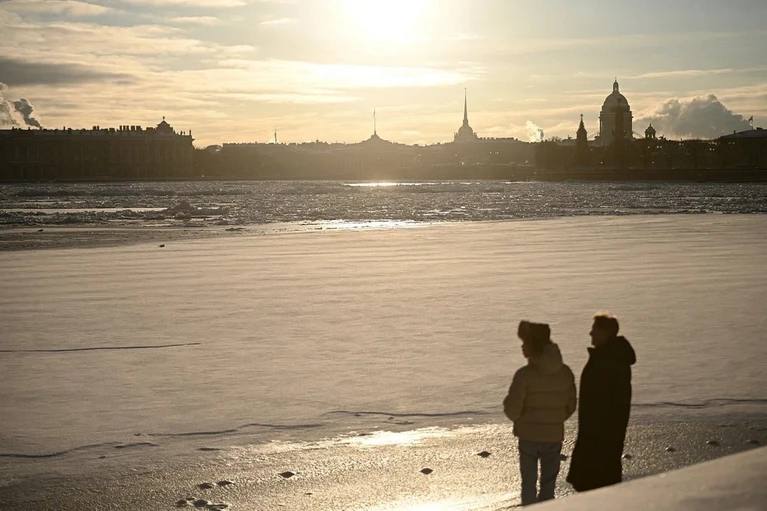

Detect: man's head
[518,320,551,358]
[590,313,619,347]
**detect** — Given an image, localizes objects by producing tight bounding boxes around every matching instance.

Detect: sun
[341,0,430,45]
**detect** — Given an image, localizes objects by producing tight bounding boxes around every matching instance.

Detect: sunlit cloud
[169,16,222,26]
[259,17,295,26]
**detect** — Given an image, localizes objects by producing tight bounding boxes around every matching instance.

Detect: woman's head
[517,320,551,358]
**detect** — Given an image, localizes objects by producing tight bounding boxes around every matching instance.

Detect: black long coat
[566,336,636,492]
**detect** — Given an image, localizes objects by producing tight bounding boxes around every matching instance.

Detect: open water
[1,181,766,227]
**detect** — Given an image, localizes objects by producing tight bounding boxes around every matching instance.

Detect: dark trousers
[518,439,562,506]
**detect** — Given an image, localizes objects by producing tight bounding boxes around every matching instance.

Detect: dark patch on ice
[0,440,156,459]
[197,482,215,490]
[0,342,201,353]
[420,468,433,475]
[326,410,485,418]
[114,442,158,449]
[706,440,720,446]
[216,480,234,487]
[149,422,323,438]
[198,447,224,452]
[477,450,491,458]
[279,471,296,479]
[634,398,767,409]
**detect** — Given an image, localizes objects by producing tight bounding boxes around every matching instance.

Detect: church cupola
[645,123,656,140]
[577,114,587,140]
[575,114,589,165]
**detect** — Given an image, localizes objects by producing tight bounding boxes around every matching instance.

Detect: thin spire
[373,108,377,136]
[463,88,468,125]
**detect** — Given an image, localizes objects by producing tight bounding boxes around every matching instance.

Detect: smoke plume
[526,120,544,142]
[0,84,42,128]
[0,83,20,127]
[639,95,750,140]
[13,98,42,128]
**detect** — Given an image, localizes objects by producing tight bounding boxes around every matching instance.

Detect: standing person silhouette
[503,321,577,506]
[567,313,636,492]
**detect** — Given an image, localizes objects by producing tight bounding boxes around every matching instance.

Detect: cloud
[169,16,222,25]
[0,56,130,86]
[121,0,248,6]
[1,0,111,17]
[638,95,751,139]
[259,17,295,26]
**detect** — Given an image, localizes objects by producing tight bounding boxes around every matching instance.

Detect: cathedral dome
[601,80,631,112]
[598,80,633,146]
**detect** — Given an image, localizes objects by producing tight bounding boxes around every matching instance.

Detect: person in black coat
[566,313,636,492]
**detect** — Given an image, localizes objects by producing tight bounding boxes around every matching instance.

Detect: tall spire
[463,88,469,126]
[613,78,619,93]
[373,108,377,136]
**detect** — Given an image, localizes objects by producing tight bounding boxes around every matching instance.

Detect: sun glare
[342,0,430,45]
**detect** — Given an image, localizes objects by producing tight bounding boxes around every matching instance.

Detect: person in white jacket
[503,320,577,506]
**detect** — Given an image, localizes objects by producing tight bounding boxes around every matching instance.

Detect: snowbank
[535,446,766,511]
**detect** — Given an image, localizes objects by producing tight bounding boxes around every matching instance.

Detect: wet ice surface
[1,181,766,228]
[2,420,765,510]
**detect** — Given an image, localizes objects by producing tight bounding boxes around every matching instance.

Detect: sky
[0,0,766,147]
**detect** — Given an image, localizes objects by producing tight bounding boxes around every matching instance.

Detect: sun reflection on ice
[345,427,452,447]
[313,219,425,231]
[363,493,511,511]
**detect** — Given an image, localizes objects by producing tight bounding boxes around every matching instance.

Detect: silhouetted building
[0,118,194,180]
[575,114,589,165]
[453,89,479,143]
[598,80,633,146]
[718,127,767,169]
[645,123,656,140]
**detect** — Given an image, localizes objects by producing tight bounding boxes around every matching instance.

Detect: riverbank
[2,418,765,510]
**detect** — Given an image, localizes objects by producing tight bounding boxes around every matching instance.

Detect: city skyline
[1,0,766,147]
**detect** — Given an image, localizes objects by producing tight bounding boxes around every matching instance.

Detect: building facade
[0,118,194,180]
